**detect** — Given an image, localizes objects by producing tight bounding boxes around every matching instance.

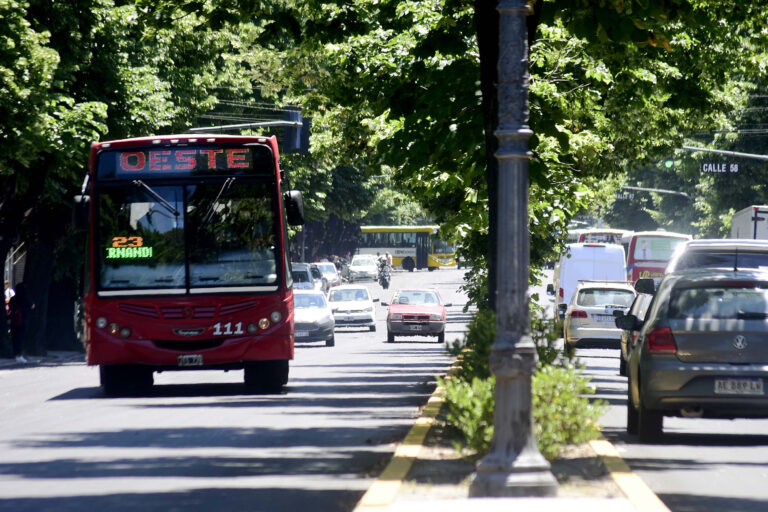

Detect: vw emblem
[733,335,748,350]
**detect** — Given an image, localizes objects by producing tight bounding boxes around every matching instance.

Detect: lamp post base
[469,463,558,497]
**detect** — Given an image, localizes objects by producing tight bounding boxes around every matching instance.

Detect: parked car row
[612,238,768,443]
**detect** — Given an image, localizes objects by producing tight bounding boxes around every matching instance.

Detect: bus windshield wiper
[201,177,236,226]
[133,180,179,217]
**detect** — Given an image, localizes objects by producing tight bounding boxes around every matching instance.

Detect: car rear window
[576,289,635,307]
[329,288,370,302]
[669,285,768,319]
[674,251,768,271]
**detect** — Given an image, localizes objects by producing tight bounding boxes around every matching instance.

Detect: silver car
[620,268,768,443]
[293,290,335,347]
[563,280,636,348]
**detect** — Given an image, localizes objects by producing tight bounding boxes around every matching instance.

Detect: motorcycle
[378,262,391,289]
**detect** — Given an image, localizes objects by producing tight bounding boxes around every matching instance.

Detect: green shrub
[532,364,606,460]
[438,375,495,456]
[447,309,495,381]
[440,365,606,461]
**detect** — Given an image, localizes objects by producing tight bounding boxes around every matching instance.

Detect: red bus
[624,231,691,285]
[74,134,305,395]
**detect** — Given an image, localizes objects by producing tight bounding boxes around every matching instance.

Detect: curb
[353,359,670,512]
[590,437,670,512]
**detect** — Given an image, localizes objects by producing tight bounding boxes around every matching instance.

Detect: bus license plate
[714,378,763,395]
[178,354,203,367]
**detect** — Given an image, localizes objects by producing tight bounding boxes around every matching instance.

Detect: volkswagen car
[619,268,768,443]
[563,280,636,348]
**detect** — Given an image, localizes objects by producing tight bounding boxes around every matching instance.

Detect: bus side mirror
[73,195,90,232]
[634,278,656,295]
[285,190,305,226]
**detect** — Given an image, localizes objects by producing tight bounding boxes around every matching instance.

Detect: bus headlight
[258,318,270,330]
[270,311,282,323]
[109,323,120,335]
[96,317,108,329]
[247,323,259,334]
[120,327,131,338]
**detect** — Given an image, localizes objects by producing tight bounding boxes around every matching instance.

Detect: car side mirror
[444,303,453,307]
[284,190,305,226]
[373,298,379,302]
[634,278,656,295]
[613,310,625,318]
[615,314,640,331]
[546,284,554,295]
[381,302,388,306]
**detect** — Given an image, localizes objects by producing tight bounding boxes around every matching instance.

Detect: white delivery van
[731,205,768,239]
[552,243,627,316]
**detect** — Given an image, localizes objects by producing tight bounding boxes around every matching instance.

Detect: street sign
[701,162,739,173]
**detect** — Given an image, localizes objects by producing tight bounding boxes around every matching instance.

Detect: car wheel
[437,331,445,344]
[637,400,663,443]
[387,331,394,343]
[626,380,638,435]
[326,335,335,347]
[619,355,627,376]
[369,325,376,332]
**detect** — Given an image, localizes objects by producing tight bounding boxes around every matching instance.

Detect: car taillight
[559,288,564,298]
[647,327,677,353]
[570,310,588,318]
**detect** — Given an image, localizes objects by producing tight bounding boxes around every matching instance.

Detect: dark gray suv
[619,268,768,442]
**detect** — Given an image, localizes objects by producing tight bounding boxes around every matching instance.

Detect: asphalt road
[0,268,469,512]
[578,343,768,511]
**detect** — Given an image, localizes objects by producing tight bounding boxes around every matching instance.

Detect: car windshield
[329,288,370,302]
[394,291,440,305]
[294,294,327,309]
[317,263,337,274]
[669,285,768,319]
[351,255,377,266]
[675,251,768,271]
[576,289,635,307]
[97,181,278,292]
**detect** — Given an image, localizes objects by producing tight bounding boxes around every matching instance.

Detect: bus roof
[92,134,278,150]
[628,231,692,239]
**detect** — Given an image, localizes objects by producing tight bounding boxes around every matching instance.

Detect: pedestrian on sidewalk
[8,282,33,363]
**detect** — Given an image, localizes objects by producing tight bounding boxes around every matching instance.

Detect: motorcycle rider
[377,254,391,289]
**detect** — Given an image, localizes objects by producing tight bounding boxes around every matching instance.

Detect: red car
[385,289,450,343]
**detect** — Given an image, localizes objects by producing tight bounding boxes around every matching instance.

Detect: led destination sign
[97,146,274,179]
[106,236,154,259]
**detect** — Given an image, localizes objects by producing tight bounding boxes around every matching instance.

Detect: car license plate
[594,314,614,323]
[177,354,203,367]
[410,325,423,331]
[296,330,309,337]
[714,378,764,395]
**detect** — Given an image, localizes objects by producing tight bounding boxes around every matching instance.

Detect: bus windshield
[632,236,687,262]
[97,181,279,293]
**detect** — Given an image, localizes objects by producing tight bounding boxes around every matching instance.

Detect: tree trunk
[45,276,81,351]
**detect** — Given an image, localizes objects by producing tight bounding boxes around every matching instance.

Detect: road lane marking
[590,437,671,512]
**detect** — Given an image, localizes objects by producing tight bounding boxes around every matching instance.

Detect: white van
[551,243,627,316]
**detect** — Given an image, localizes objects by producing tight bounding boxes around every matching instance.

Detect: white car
[348,254,379,282]
[327,285,377,331]
[293,290,335,347]
[563,280,636,347]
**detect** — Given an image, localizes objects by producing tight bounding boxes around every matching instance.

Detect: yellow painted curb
[590,437,670,512]
[354,360,460,511]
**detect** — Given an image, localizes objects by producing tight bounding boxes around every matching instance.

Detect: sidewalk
[354,379,670,512]
[0,350,84,369]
